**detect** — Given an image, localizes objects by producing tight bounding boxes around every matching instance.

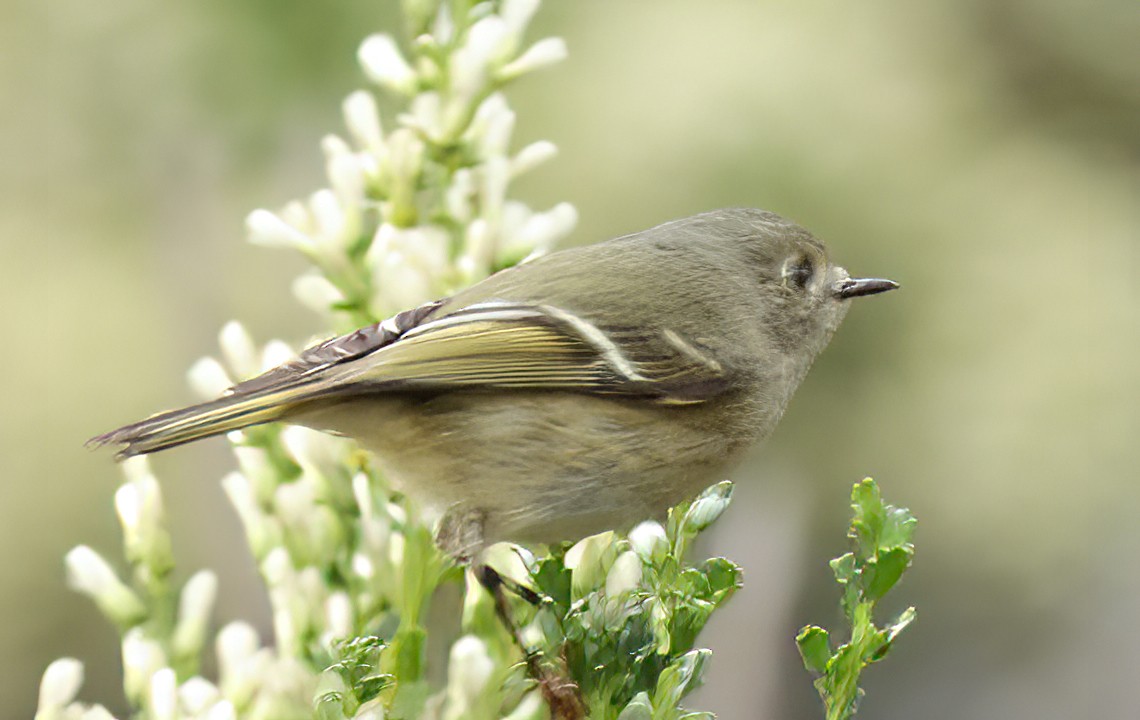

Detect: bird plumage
[90,208,894,555]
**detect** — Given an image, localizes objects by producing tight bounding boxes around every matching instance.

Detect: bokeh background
[2,0,1136,717]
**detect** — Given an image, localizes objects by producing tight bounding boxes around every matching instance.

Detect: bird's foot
[475,564,585,720]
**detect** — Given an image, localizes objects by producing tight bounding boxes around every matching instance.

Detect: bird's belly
[296,391,753,547]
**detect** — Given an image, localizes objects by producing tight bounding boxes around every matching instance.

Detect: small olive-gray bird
[91,208,897,558]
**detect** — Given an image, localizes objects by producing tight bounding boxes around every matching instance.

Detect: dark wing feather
[227,300,445,395]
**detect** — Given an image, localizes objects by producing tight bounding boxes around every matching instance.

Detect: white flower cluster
[247,0,577,328]
[38,1,575,718]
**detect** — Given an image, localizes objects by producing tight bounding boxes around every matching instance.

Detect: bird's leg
[436,506,585,718]
[474,564,585,720]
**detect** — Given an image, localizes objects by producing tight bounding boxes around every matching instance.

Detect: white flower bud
[566,532,616,600]
[280,425,322,470]
[178,676,221,715]
[274,481,318,541]
[500,202,577,260]
[292,273,344,314]
[66,546,145,626]
[205,700,237,720]
[510,140,558,177]
[683,481,734,533]
[261,547,293,589]
[187,357,232,398]
[409,226,450,275]
[37,657,84,711]
[408,91,443,140]
[172,570,218,660]
[500,0,540,39]
[323,592,354,643]
[148,667,177,720]
[468,92,508,135]
[458,219,492,281]
[280,200,312,232]
[384,502,407,526]
[121,629,167,704]
[113,482,143,539]
[271,606,299,658]
[386,128,425,182]
[260,340,295,372]
[221,472,270,556]
[352,552,375,579]
[445,168,476,222]
[605,551,643,597]
[308,188,347,245]
[480,155,510,215]
[451,17,509,102]
[215,621,259,687]
[79,706,118,720]
[343,90,384,151]
[322,136,366,209]
[446,636,494,709]
[219,321,258,380]
[231,445,270,484]
[358,34,416,94]
[352,473,376,523]
[481,105,516,161]
[374,250,431,312]
[500,37,568,79]
[628,521,668,564]
[321,133,352,158]
[120,454,156,486]
[245,209,315,254]
[114,465,170,572]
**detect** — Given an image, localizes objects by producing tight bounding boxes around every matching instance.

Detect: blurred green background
[2,0,1136,717]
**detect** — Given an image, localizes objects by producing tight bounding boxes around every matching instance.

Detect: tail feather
[88,388,306,459]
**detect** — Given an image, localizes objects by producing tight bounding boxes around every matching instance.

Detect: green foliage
[517,483,741,719]
[315,637,395,719]
[796,478,917,720]
[310,482,742,719]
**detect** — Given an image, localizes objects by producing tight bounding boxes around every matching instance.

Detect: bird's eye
[785,257,814,289]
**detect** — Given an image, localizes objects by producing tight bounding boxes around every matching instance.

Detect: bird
[90,207,898,560]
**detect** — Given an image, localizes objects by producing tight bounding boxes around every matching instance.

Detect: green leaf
[700,557,743,604]
[849,479,885,560]
[652,649,711,709]
[532,555,572,610]
[862,546,913,601]
[800,479,918,719]
[617,692,655,720]
[870,607,917,662]
[795,626,832,674]
[880,506,917,550]
[830,552,856,585]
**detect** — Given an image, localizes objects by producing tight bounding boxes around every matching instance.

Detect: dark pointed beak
[834,277,900,299]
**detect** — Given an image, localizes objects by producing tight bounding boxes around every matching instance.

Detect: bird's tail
[87,387,312,459]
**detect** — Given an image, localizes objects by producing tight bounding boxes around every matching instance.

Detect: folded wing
[90,299,731,458]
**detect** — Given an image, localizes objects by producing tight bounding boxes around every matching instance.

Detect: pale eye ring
[784,256,814,289]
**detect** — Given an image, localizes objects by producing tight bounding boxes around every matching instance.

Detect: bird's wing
[226,300,446,396]
[90,298,732,458]
[237,300,731,404]
[350,300,731,403]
